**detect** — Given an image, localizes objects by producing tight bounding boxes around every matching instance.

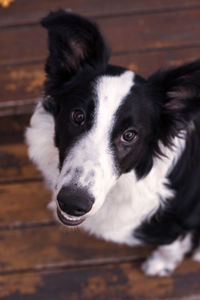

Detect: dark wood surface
[1,0,200,27]
[2,8,200,65]
[1,0,200,298]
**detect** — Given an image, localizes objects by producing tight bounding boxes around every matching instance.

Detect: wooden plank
[0,143,40,183]
[0,63,44,104]
[110,47,200,76]
[1,46,200,105]
[0,182,51,225]
[0,180,151,276]
[1,9,200,65]
[1,0,200,27]
[0,226,151,274]
[0,260,200,299]
[0,114,30,144]
[1,46,200,141]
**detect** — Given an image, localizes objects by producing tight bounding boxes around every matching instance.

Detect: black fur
[135,119,200,245]
[41,10,200,247]
[41,10,110,95]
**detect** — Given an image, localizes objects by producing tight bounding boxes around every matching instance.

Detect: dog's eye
[72,109,85,126]
[121,129,137,144]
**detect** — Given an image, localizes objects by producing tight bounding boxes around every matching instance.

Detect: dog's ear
[149,60,200,143]
[41,10,110,80]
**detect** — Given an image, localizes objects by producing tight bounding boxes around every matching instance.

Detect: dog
[26,10,200,276]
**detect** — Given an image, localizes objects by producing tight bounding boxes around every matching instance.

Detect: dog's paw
[142,252,177,277]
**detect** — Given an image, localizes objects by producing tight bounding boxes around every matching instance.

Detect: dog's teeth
[61,211,82,221]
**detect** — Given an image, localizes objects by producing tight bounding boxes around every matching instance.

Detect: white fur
[26,70,188,276]
[26,71,186,246]
[26,102,59,188]
[81,134,186,245]
[56,71,135,216]
[142,234,192,276]
[193,247,200,262]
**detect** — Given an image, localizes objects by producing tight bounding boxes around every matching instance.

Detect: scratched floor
[1,0,200,299]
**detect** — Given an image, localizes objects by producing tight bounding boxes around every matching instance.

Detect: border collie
[26,10,200,276]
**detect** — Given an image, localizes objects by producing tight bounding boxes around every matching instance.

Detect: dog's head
[40,10,200,226]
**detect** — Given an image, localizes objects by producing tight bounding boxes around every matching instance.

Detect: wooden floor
[1,0,200,298]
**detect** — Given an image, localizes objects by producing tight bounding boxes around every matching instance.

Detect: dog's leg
[142,234,192,277]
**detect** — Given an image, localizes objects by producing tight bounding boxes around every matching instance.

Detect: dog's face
[40,11,200,226]
[53,68,158,225]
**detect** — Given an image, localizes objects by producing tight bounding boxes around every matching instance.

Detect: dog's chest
[81,170,173,245]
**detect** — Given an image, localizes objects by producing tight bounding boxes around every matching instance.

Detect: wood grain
[1,47,200,103]
[0,181,51,225]
[0,114,30,144]
[1,1,200,299]
[0,260,200,299]
[1,46,200,142]
[1,0,200,27]
[0,143,40,183]
[0,226,151,274]
[1,9,200,65]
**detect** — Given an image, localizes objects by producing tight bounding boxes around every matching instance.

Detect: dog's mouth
[57,207,85,226]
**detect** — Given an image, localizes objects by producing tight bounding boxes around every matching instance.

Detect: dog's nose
[57,187,94,216]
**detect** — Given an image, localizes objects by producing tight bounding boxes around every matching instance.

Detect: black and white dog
[26,10,200,276]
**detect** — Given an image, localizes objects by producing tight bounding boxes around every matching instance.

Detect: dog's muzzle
[56,186,94,226]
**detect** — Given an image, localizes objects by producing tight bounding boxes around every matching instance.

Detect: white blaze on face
[57,70,135,215]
